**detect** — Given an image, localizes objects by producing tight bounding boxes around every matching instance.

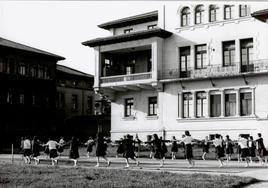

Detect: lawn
[0,162,259,188]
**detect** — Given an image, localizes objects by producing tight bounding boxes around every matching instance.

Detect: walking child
[171,136,178,160]
[248,136,256,163]
[202,136,209,160]
[151,134,165,167]
[85,136,94,158]
[180,131,195,168]
[123,134,140,168]
[213,134,225,168]
[95,133,110,167]
[43,138,60,166]
[22,136,31,164]
[31,136,41,165]
[225,135,233,163]
[238,134,250,167]
[69,136,80,167]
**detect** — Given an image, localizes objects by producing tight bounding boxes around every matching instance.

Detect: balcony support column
[192,91,197,118]
[151,38,163,81]
[251,87,256,116]
[235,88,240,116]
[94,46,102,89]
[235,39,241,72]
[178,92,183,119]
[206,90,211,118]
[220,89,225,117]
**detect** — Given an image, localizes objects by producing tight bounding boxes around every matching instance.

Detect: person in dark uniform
[171,136,178,160]
[256,133,267,165]
[123,134,140,168]
[85,137,94,158]
[180,131,195,168]
[95,133,110,167]
[152,134,165,167]
[69,136,80,167]
[202,136,209,160]
[248,136,256,163]
[31,136,41,165]
[225,135,233,163]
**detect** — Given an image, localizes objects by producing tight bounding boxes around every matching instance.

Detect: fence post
[11,144,14,164]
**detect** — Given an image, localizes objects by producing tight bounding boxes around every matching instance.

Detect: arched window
[195,5,205,24]
[209,5,219,22]
[181,7,190,27]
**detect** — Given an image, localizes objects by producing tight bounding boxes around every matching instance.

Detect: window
[72,94,78,110]
[30,66,37,77]
[38,66,44,78]
[240,5,250,17]
[195,5,205,24]
[87,96,93,114]
[73,81,78,86]
[196,92,207,117]
[223,41,235,66]
[148,97,157,116]
[18,64,26,75]
[240,92,252,116]
[225,93,236,116]
[210,94,221,117]
[124,28,133,34]
[181,7,191,26]
[7,92,12,104]
[180,46,191,78]
[195,44,207,69]
[19,94,25,104]
[0,59,9,73]
[224,5,235,20]
[183,93,193,118]
[209,5,219,22]
[125,98,134,117]
[148,24,157,30]
[240,38,253,72]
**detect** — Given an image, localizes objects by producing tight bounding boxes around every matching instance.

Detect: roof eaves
[98,11,158,30]
[82,28,172,47]
[0,37,65,61]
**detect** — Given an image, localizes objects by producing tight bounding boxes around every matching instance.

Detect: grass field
[0,162,259,188]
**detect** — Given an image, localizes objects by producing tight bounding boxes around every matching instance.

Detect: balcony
[162,59,268,81]
[100,72,152,84]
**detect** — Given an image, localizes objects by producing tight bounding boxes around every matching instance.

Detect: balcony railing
[162,60,268,80]
[100,72,152,84]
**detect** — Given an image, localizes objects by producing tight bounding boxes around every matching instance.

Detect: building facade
[83,3,268,145]
[0,37,64,150]
[56,65,111,138]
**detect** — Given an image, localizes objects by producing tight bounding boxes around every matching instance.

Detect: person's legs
[125,158,130,167]
[202,152,207,160]
[95,157,100,167]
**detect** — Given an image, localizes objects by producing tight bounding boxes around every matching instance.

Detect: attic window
[124,28,133,34]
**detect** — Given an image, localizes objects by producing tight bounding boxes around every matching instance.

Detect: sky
[0,1,169,75]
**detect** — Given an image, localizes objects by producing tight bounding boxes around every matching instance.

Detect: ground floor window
[240,92,252,116]
[196,91,207,117]
[183,93,193,118]
[225,93,236,116]
[125,98,134,117]
[72,94,78,111]
[210,94,221,117]
[148,97,157,116]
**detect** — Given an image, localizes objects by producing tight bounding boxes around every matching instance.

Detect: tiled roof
[98,11,158,30]
[82,28,172,47]
[252,9,268,17]
[0,37,65,60]
[57,65,93,78]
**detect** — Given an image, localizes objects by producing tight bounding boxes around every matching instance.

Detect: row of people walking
[20,131,268,168]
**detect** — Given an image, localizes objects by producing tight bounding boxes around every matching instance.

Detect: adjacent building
[83,3,268,145]
[0,37,64,149]
[56,65,110,138]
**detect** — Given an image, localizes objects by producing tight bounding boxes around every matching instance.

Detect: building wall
[112,21,158,35]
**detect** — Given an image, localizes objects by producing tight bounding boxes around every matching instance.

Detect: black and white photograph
[1,1,268,187]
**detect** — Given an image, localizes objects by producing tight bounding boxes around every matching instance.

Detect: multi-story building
[83,4,268,145]
[0,37,64,150]
[56,65,111,138]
